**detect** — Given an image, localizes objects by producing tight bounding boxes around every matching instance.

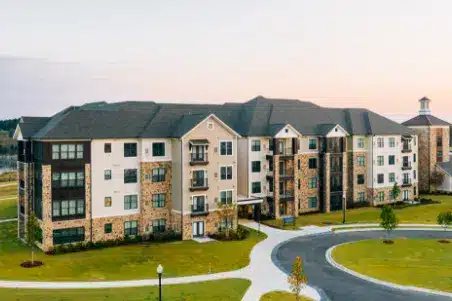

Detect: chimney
[419,96,431,115]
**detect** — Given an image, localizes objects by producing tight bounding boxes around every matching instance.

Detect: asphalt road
[272,230,452,301]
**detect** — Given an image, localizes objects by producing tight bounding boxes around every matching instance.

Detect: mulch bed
[382,240,395,244]
[20,261,44,268]
[438,239,450,244]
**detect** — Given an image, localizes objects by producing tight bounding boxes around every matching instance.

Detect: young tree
[287,256,308,301]
[380,206,398,241]
[216,201,236,238]
[25,213,41,264]
[391,182,401,201]
[430,169,445,192]
[437,211,452,232]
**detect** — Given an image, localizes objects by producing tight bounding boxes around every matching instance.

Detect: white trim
[180,113,242,139]
[273,124,302,138]
[219,140,233,156]
[237,199,264,205]
[219,164,233,180]
[325,124,349,137]
[150,141,167,158]
[191,194,207,206]
[219,189,234,204]
[13,124,23,141]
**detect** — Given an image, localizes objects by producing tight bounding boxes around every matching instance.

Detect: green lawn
[0,221,266,281]
[264,194,452,229]
[0,279,250,301]
[332,239,452,292]
[260,291,313,301]
[0,181,17,219]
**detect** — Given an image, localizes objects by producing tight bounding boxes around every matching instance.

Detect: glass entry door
[192,221,205,237]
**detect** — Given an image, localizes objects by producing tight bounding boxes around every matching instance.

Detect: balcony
[279,190,294,202]
[402,163,412,170]
[402,179,413,187]
[266,169,293,179]
[266,148,294,160]
[402,147,412,153]
[191,203,209,216]
[189,178,209,191]
[190,153,209,166]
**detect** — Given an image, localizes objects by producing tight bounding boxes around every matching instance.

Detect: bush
[208,226,249,241]
[348,201,370,209]
[151,230,181,242]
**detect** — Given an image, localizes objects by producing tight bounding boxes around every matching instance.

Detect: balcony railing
[402,163,412,170]
[279,190,294,201]
[189,178,209,191]
[191,203,209,216]
[402,179,413,187]
[278,148,293,156]
[402,146,412,153]
[190,153,209,166]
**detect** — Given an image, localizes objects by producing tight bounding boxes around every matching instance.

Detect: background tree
[391,182,401,201]
[287,256,308,301]
[430,169,445,192]
[216,201,236,238]
[437,211,452,232]
[380,206,398,241]
[25,213,41,264]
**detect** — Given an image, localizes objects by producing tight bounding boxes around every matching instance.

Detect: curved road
[273,230,452,301]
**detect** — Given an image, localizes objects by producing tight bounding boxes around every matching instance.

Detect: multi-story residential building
[403,97,451,192]
[15,96,418,251]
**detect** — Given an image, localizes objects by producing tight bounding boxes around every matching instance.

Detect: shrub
[152,230,180,242]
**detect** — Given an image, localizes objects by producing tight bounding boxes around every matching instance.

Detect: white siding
[248,137,268,198]
[141,139,172,162]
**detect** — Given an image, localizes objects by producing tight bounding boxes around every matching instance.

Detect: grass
[260,291,313,301]
[0,279,251,301]
[263,194,452,230]
[332,238,452,292]
[0,221,266,281]
[331,225,439,231]
[0,181,17,219]
[0,171,16,183]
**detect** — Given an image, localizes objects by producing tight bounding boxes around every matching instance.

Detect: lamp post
[342,191,347,224]
[157,264,163,301]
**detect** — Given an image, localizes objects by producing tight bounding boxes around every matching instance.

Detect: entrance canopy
[237,195,264,206]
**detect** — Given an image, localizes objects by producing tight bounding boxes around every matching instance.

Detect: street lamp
[342,191,347,224]
[157,264,163,301]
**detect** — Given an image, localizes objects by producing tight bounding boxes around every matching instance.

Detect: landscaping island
[332,238,452,292]
[260,291,313,301]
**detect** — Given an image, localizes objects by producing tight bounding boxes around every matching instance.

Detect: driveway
[273,230,452,301]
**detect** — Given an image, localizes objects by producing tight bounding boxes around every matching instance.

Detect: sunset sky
[1,0,452,120]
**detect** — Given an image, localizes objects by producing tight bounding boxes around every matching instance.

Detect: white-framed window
[358,192,366,202]
[220,165,233,180]
[152,194,165,208]
[389,137,396,148]
[377,156,384,166]
[377,138,384,148]
[378,191,384,202]
[251,140,261,152]
[152,142,165,157]
[220,141,233,156]
[124,221,138,236]
[308,197,317,208]
[220,190,233,204]
[389,173,396,183]
[252,182,261,193]
[124,194,138,210]
[104,197,112,207]
[104,169,112,180]
[357,137,365,148]
[308,139,317,150]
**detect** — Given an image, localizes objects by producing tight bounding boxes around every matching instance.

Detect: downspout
[89,140,93,243]
[180,140,184,234]
[371,135,374,204]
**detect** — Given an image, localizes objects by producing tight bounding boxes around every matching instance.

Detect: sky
[1,0,452,121]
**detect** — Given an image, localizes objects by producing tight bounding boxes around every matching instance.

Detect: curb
[325,242,452,299]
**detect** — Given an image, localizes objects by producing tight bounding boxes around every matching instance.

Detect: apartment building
[15,97,418,250]
[403,97,451,192]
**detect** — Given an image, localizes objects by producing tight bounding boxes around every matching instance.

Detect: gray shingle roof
[19,96,416,140]
[402,115,451,127]
[438,155,452,176]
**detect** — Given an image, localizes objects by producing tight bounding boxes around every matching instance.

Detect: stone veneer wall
[323,153,331,213]
[295,154,320,213]
[347,152,368,204]
[92,214,141,242]
[38,164,93,252]
[273,155,280,219]
[367,186,402,206]
[17,162,32,240]
[139,162,173,233]
[342,152,348,210]
[180,211,225,240]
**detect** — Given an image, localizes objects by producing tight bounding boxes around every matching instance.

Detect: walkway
[0,220,447,301]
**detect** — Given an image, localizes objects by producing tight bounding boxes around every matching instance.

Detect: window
[389,173,396,183]
[52,144,83,160]
[220,141,233,156]
[268,139,274,151]
[357,137,365,148]
[124,221,138,236]
[252,182,261,193]
[152,194,165,208]
[104,223,112,234]
[152,168,166,182]
[104,197,112,207]
[308,197,317,208]
[52,172,84,188]
[377,138,384,148]
[52,199,85,219]
[388,155,395,165]
[220,166,232,180]
[308,139,317,150]
[357,174,365,185]
[220,190,233,204]
[124,169,137,183]
[413,154,416,163]
[377,192,384,202]
[152,142,165,157]
[357,156,365,167]
[298,179,301,190]
[437,136,443,147]
[104,169,112,180]
[251,161,261,173]
[104,143,111,153]
[437,151,443,163]
[53,227,84,245]
[308,158,317,169]
[377,156,384,166]
[221,217,233,229]
[377,174,384,184]
[297,159,300,170]
[152,219,166,233]
[308,177,318,189]
[124,143,137,157]
[389,137,396,148]
[251,140,261,152]
[413,170,417,180]
[358,192,366,202]
[124,195,138,210]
